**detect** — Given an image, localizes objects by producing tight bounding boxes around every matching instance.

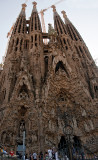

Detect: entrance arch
[58,136,67,150]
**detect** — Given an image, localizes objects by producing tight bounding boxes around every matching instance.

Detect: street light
[57,109,74,160]
[23,130,25,160]
[63,124,73,160]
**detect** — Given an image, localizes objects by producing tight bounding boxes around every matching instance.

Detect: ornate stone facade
[0,2,98,155]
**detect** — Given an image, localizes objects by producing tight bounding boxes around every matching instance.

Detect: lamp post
[23,130,25,160]
[63,124,73,160]
[57,108,73,160]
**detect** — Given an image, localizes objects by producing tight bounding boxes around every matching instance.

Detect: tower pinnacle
[61,10,67,19]
[22,3,27,11]
[51,5,56,12]
[32,1,37,11]
[61,10,69,24]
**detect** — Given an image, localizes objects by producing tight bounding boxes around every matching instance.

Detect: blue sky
[0,0,98,64]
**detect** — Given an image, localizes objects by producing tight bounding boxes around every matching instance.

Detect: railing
[57,142,98,160]
[0,153,20,160]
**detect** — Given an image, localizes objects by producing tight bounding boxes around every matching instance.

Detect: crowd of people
[0,146,59,160]
[0,145,97,160]
[22,147,59,160]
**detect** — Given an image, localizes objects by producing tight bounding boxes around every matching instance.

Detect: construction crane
[7,24,14,38]
[39,0,66,44]
[2,0,65,65]
[1,0,29,66]
[2,23,14,66]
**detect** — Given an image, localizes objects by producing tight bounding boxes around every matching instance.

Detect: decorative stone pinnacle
[32,1,37,9]
[22,3,27,11]
[61,10,67,18]
[51,5,56,12]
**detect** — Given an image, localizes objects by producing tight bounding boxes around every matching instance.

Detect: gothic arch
[18,83,29,99]
[58,136,67,150]
[55,61,69,77]
[73,136,82,151]
[55,61,65,72]
[14,74,33,97]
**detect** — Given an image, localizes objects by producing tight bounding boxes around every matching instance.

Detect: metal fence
[0,143,98,160]
[0,153,20,160]
[58,141,98,160]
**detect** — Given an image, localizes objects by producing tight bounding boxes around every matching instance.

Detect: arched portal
[73,136,82,152]
[58,136,68,157]
[58,136,67,150]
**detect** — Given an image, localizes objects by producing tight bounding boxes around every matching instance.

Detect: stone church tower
[0,2,98,155]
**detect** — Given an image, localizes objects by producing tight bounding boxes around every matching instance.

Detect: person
[19,153,22,159]
[65,155,69,160]
[25,153,29,160]
[39,151,43,160]
[72,146,76,160]
[55,149,59,160]
[10,149,14,156]
[45,152,49,160]
[52,148,55,160]
[29,153,32,160]
[3,149,7,154]
[16,151,20,158]
[0,147,3,153]
[33,152,37,160]
[48,148,52,160]
[81,150,85,160]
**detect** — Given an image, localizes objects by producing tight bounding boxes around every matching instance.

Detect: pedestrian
[55,149,59,160]
[80,147,85,160]
[45,152,49,160]
[48,148,52,160]
[16,151,20,158]
[25,153,29,160]
[72,146,77,160]
[33,152,37,160]
[29,153,32,160]
[3,148,7,154]
[39,151,43,160]
[10,149,14,156]
[52,148,55,160]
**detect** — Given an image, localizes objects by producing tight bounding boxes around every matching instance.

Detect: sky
[0,0,98,65]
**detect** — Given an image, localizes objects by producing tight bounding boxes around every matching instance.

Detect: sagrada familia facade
[0,1,98,155]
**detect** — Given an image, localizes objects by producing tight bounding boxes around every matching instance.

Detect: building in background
[0,1,98,156]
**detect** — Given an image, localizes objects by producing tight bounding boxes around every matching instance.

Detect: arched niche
[19,120,25,137]
[18,105,27,116]
[58,136,67,150]
[55,61,69,77]
[18,83,29,99]
[73,136,82,149]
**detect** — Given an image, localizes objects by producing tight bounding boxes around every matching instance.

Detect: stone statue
[19,121,25,137]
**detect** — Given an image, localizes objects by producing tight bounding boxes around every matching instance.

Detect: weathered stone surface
[0,2,98,155]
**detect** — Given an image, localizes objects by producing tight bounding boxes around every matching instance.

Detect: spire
[51,6,67,35]
[32,1,37,12]
[61,11,70,24]
[7,3,27,54]
[61,10,83,41]
[51,5,56,12]
[21,3,27,15]
[30,1,42,32]
[12,3,27,35]
[51,5,61,19]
